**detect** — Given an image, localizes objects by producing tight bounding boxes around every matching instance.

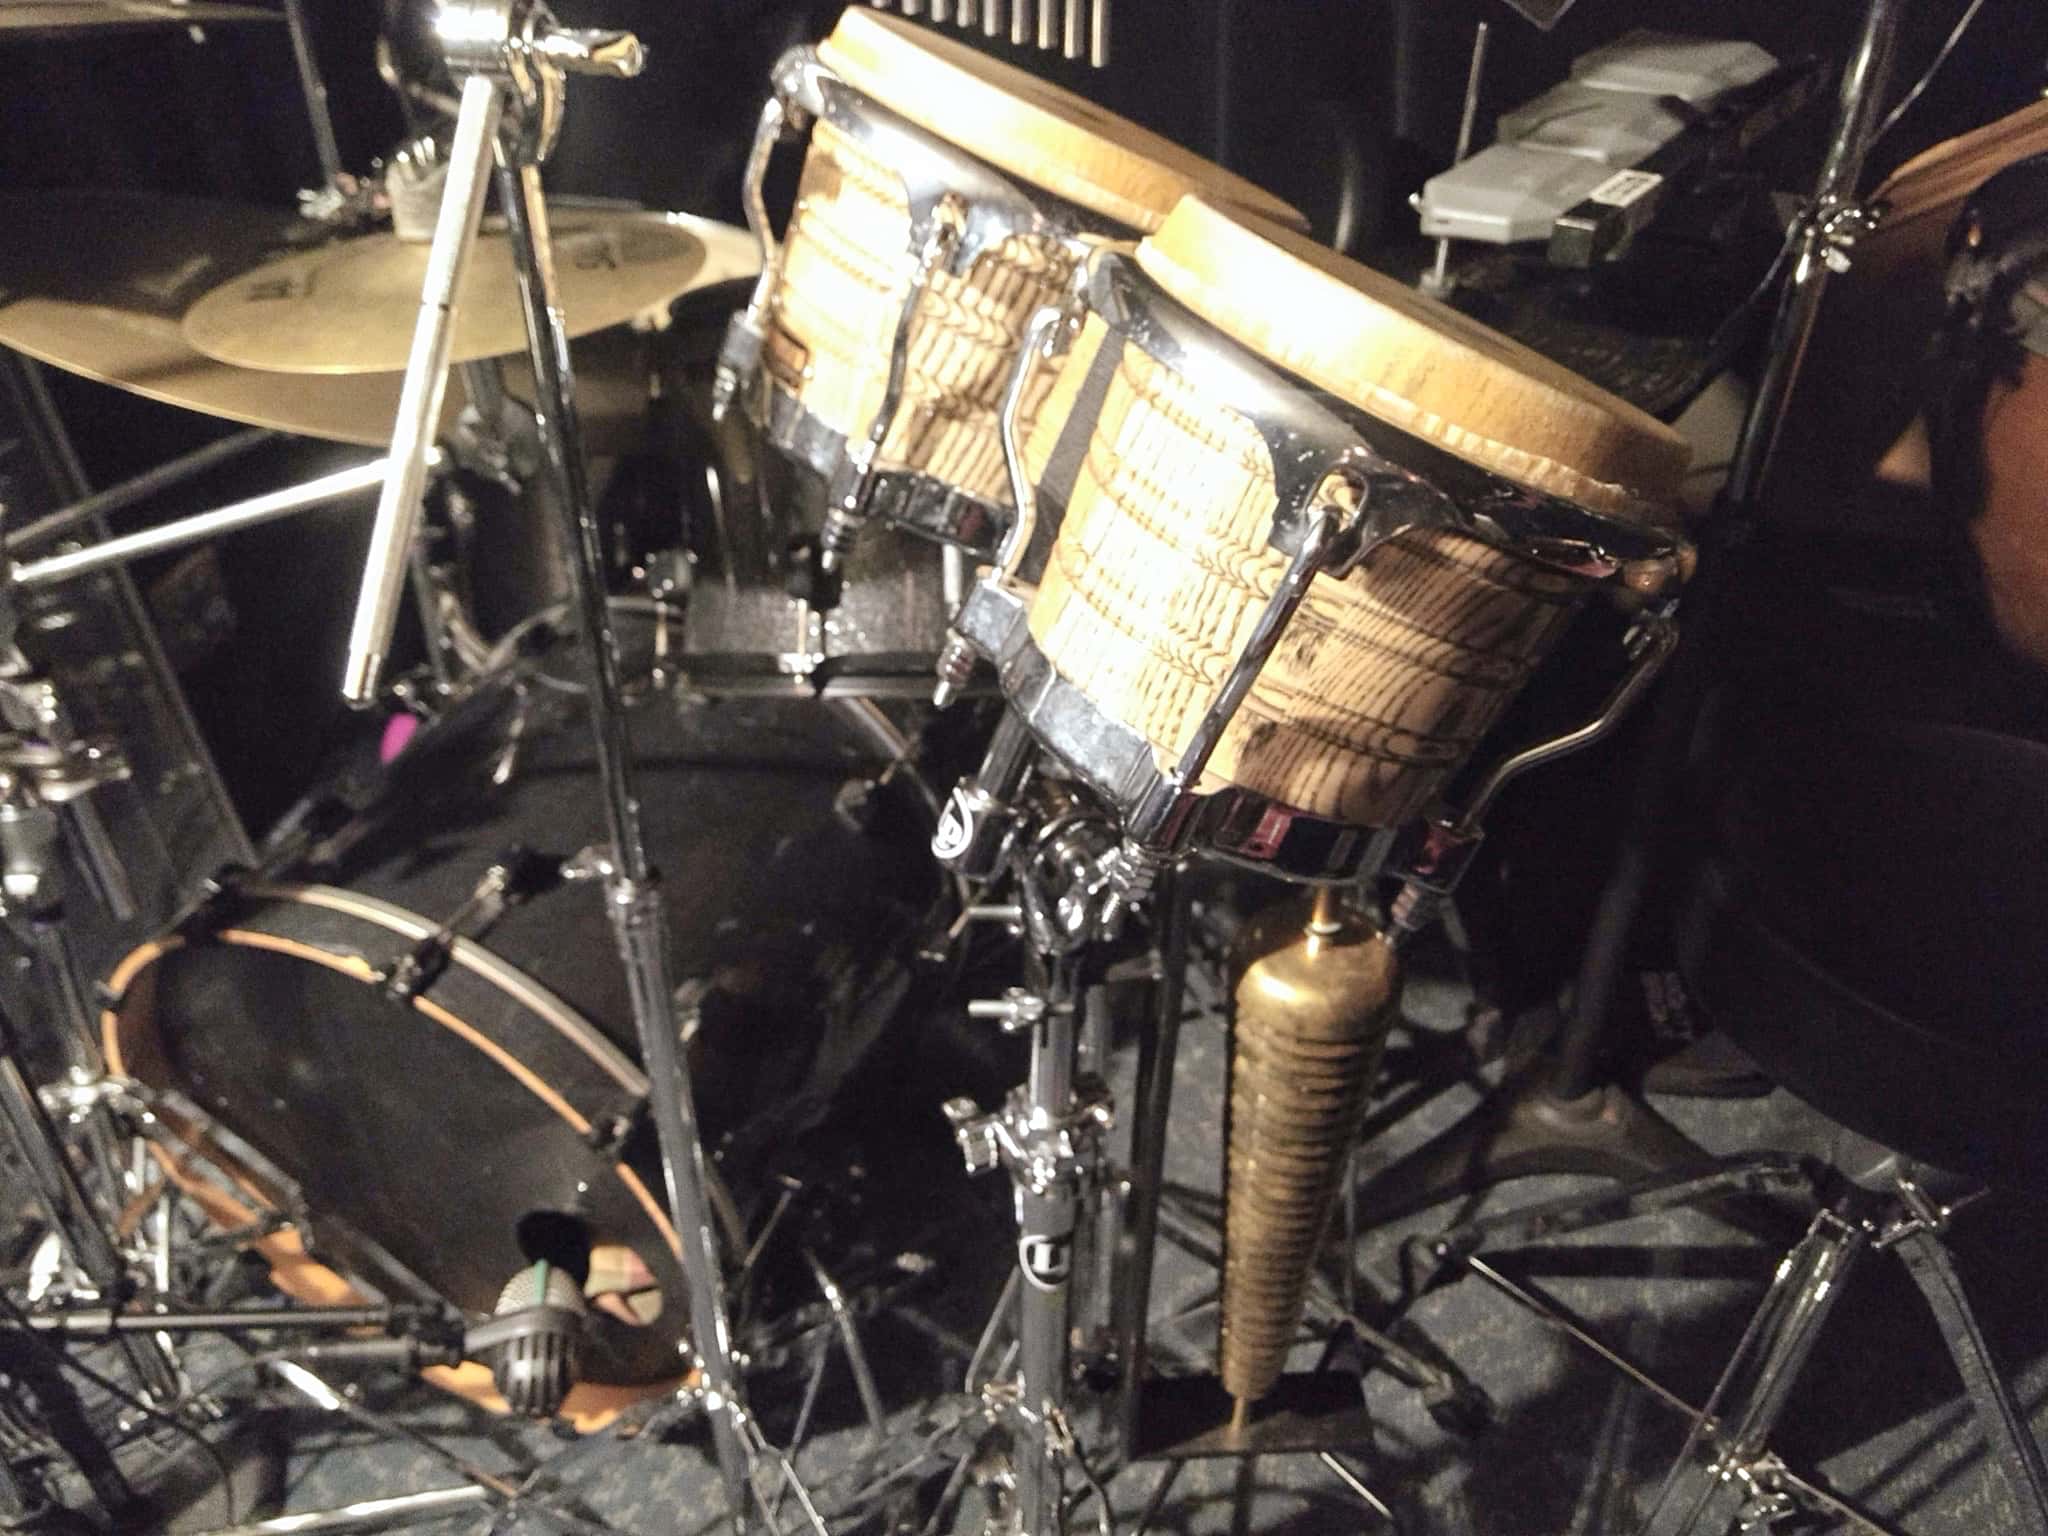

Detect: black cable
[0,1292,239,1526]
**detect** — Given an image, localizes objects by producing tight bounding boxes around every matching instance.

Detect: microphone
[467,1263,587,1419]
[273,1266,586,1418]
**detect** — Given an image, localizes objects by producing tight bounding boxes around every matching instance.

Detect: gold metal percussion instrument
[0,191,439,448]
[956,194,1690,1422]
[714,5,1302,563]
[0,191,741,452]
[182,209,754,375]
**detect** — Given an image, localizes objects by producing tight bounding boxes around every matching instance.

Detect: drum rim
[816,8,1304,235]
[759,376,1007,556]
[1133,195,1691,525]
[102,881,691,1426]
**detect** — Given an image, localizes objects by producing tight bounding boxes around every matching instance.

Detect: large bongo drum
[946,196,1691,881]
[713,7,1301,566]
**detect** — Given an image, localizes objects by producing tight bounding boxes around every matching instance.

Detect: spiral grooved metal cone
[1219,890,1401,1413]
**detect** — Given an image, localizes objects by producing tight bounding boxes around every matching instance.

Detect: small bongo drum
[713,7,1300,568]
[945,196,1691,882]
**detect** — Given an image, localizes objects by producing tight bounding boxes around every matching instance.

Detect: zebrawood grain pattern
[817,7,1303,233]
[766,117,1078,505]
[1024,313,1585,828]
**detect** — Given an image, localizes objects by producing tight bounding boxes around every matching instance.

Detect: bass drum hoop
[103,880,696,1430]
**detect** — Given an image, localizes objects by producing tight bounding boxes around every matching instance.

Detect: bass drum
[104,679,944,1423]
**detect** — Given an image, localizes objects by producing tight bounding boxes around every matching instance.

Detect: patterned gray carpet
[181,945,2048,1536]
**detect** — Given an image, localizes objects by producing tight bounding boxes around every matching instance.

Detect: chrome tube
[13,459,396,591]
[1722,0,1907,513]
[1112,868,1187,1451]
[1638,1212,1868,1536]
[281,0,344,187]
[341,72,502,707]
[1015,975,1079,1536]
[3,429,274,556]
[195,1486,487,1536]
[496,151,750,1532]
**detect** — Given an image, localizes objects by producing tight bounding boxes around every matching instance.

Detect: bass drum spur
[103,680,943,1422]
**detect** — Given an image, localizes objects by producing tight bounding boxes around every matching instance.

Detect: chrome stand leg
[1014,963,1081,1536]
[495,143,751,1535]
[194,1485,488,1536]
[20,919,132,1227]
[1890,1226,2048,1536]
[1112,869,1187,1453]
[1639,1208,1868,1536]
[280,0,344,190]
[1131,1459,1181,1536]
[0,1027,123,1295]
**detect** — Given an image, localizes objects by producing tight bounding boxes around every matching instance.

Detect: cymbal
[0,3,278,36]
[0,191,745,450]
[182,209,757,375]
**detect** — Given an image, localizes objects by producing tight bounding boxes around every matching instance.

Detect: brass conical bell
[1220,885,1402,1429]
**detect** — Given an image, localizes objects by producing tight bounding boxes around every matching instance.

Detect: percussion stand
[336,6,796,1529]
[936,720,1122,1536]
[1352,0,1912,1223]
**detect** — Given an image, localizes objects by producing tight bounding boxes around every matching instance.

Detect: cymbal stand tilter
[1353,0,1912,1223]
[336,6,803,1530]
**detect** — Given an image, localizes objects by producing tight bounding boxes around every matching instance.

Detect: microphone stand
[337,5,765,1528]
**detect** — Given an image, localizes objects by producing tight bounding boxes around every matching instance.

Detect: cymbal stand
[337,6,774,1529]
[280,0,343,196]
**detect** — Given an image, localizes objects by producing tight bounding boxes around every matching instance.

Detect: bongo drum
[713,8,1301,568]
[945,196,1691,883]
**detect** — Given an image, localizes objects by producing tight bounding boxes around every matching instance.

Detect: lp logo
[1019,1234,1072,1291]
[932,788,975,862]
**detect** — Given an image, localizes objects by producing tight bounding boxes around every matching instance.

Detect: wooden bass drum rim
[1134,195,1692,524]
[816,7,1304,234]
[102,882,690,1430]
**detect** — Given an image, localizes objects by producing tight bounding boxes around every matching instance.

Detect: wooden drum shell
[764,115,1080,509]
[1022,311,1586,831]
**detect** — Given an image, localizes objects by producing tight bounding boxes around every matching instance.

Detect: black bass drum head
[106,683,944,1417]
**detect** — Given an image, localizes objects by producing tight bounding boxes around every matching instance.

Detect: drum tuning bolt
[931,631,977,708]
[819,196,968,576]
[1382,611,1679,950]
